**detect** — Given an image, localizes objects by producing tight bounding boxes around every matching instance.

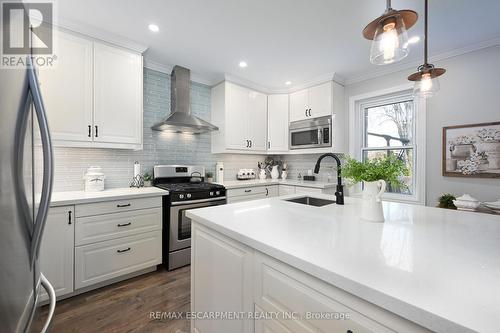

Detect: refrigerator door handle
[27,59,54,263]
[39,274,56,333]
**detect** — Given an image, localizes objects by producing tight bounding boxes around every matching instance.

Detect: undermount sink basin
[284,196,335,207]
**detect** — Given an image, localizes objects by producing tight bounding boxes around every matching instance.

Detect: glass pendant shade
[413,73,440,97]
[370,14,409,65]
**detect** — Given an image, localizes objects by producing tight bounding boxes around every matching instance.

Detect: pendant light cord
[424,0,428,65]
[386,0,392,10]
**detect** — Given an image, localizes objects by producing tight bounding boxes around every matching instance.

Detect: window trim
[348,84,426,205]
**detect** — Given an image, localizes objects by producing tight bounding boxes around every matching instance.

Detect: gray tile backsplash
[51,68,265,192]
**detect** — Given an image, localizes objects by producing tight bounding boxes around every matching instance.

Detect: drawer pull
[117,247,131,253]
[116,203,131,208]
[244,189,252,193]
[117,222,132,227]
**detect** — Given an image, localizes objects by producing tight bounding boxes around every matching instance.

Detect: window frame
[348,84,426,205]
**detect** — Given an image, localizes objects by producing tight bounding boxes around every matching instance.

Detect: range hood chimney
[151,65,218,134]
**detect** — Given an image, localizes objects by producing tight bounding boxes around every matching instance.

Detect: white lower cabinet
[39,206,75,301]
[191,224,431,333]
[294,187,323,195]
[191,223,254,333]
[278,185,296,196]
[75,231,161,289]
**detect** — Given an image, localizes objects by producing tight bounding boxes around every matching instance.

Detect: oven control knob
[210,191,214,196]
[216,191,220,195]
[186,193,192,199]
[179,194,184,199]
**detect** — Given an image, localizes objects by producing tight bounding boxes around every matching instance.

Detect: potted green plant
[437,193,457,209]
[143,172,153,187]
[342,155,409,222]
[206,171,214,183]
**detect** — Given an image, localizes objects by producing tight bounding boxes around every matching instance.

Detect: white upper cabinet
[289,81,333,122]
[247,90,268,151]
[211,82,267,153]
[37,29,143,150]
[289,89,309,122]
[38,30,93,144]
[267,94,289,152]
[93,42,143,148]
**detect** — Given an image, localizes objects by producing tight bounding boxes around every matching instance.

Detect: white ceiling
[56,0,500,88]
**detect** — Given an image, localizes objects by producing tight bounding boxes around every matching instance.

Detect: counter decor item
[264,157,282,180]
[437,193,457,210]
[83,166,106,192]
[343,155,409,222]
[237,169,256,180]
[206,172,214,183]
[452,194,480,212]
[258,162,266,180]
[483,200,500,214]
[143,172,153,187]
[443,122,500,178]
[216,162,224,183]
[281,162,288,180]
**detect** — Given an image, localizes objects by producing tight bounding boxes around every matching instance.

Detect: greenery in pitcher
[342,155,409,186]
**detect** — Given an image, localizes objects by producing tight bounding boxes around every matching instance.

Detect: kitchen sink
[284,196,335,207]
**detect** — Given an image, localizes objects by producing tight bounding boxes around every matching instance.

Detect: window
[362,99,414,195]
[349,85,425,204]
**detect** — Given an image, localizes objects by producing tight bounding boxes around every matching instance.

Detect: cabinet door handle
[95,125,98,137]
[266,188,269,196]
[116,203,131,208]
[268,141,270,149]
[244,189,252,193]
[117,222,132,227]
[68,211,72,225]
[88,125,91,137]
[245,140,249,148]
[305,109,308,117]
[117,247,131,253]
[249,140,252,148]
[308,109,312,117]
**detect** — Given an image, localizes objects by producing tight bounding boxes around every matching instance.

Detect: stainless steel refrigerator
[0,49,56,333]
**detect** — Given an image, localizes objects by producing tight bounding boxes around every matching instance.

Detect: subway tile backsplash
[51,68,265,192]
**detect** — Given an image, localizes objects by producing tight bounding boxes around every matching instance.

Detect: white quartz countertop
[186,194,500,333]
[50,187,168,206]
[218,178,336,189]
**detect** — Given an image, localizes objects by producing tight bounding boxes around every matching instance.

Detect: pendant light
[363,0,418,65]
[408,0,445,97]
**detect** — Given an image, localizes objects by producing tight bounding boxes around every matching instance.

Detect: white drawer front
[75,196,162,217]
[227,193,267,204]
[228,186,267,198]
[294,187,322,195]
[255,255,399,333]
[75,231,161,289]
[75,207,162,246]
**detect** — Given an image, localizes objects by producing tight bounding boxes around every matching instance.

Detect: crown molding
[54,18,148,53]
[344,36,500,85]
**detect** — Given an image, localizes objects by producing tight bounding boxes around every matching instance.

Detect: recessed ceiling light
[148,24,159,33]
[408,36,420,44]
[238,61,248,68]
[285,81,292,85]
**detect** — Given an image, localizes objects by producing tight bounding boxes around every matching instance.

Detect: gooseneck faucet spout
[314,153,344,205]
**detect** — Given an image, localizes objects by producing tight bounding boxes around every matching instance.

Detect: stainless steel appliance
[151,66,219,134]
[153,165,226,270]
[289,115,332,150]
[0,52,56,332]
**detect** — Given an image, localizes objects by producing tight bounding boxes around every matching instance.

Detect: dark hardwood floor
[36,266,191,333]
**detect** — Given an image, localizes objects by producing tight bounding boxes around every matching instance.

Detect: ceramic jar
[452,194,480,211]
[361,180,386,222]
[83,166,105,192]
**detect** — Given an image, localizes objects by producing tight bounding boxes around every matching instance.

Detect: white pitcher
[270,165,280,180]
[361,180,386,222]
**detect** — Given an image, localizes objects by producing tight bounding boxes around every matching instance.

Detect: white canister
[83,166,105,192]
[216,162,224,183]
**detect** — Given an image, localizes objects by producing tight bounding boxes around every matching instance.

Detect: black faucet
[314,153,344,205]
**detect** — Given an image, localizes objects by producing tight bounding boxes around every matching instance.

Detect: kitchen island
[186,194,500,333]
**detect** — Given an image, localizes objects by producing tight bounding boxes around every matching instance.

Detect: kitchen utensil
[190,172,203,183]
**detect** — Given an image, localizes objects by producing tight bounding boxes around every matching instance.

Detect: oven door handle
[170,197,227,206]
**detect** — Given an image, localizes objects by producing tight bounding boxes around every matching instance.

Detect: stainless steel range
[153,165,226,270]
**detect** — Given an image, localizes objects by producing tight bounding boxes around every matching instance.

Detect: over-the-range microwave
[289,116,332,150]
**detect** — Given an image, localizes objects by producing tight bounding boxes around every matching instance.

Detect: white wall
[345,45,500,206]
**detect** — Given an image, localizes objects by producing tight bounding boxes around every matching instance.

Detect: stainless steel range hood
[151,65,218,134]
